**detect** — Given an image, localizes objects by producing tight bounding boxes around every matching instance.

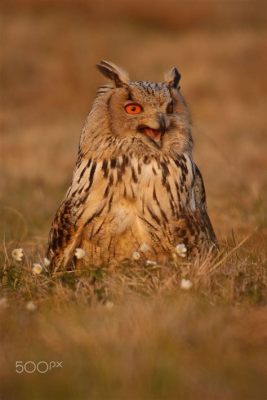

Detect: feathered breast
[66,152,195,233]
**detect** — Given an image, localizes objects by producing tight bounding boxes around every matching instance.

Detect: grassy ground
[1,2,267,399]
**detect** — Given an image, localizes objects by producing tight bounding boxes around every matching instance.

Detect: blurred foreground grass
[1,2,267,399]
[0,236,267,400]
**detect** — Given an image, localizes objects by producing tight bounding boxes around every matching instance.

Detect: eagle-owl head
[86,60,192,155]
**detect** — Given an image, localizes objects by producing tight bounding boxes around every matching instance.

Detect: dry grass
[1,2,267,399]
[1,240,267,400]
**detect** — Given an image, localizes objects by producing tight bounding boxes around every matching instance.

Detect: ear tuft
[164,67,181,89]
[96,60,129,88]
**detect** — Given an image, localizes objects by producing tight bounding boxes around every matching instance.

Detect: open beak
[137,114,166,148]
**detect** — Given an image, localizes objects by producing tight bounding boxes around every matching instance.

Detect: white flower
[146,260,157,266]
[175,244,187,258]
[139,242,150,253]
[105,301,114,310]
[32,263,43,275]
[26,301,37,311]
[44,257,50,267]
[132,251,141,260]
[74,248,86,259]
[11,248,24,262]
[180,279,193,290]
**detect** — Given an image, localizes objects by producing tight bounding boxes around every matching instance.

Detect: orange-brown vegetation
[0,1,267,399]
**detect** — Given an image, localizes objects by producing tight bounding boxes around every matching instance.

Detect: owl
[47,60,217,270]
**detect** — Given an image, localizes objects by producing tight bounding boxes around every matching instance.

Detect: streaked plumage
[47,61,217,270]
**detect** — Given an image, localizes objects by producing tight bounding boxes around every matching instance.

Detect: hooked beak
[137,114,166,148]
[158,113,166,136]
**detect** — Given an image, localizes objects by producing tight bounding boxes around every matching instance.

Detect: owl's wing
[47,195,84,271]
[192,164,217,245]
[47,158,94,271]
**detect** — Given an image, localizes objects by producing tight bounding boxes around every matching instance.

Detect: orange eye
[124,103,142,115]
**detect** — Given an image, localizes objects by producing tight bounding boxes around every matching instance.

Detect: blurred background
[1,3,267,399]
[1,0,267,246]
